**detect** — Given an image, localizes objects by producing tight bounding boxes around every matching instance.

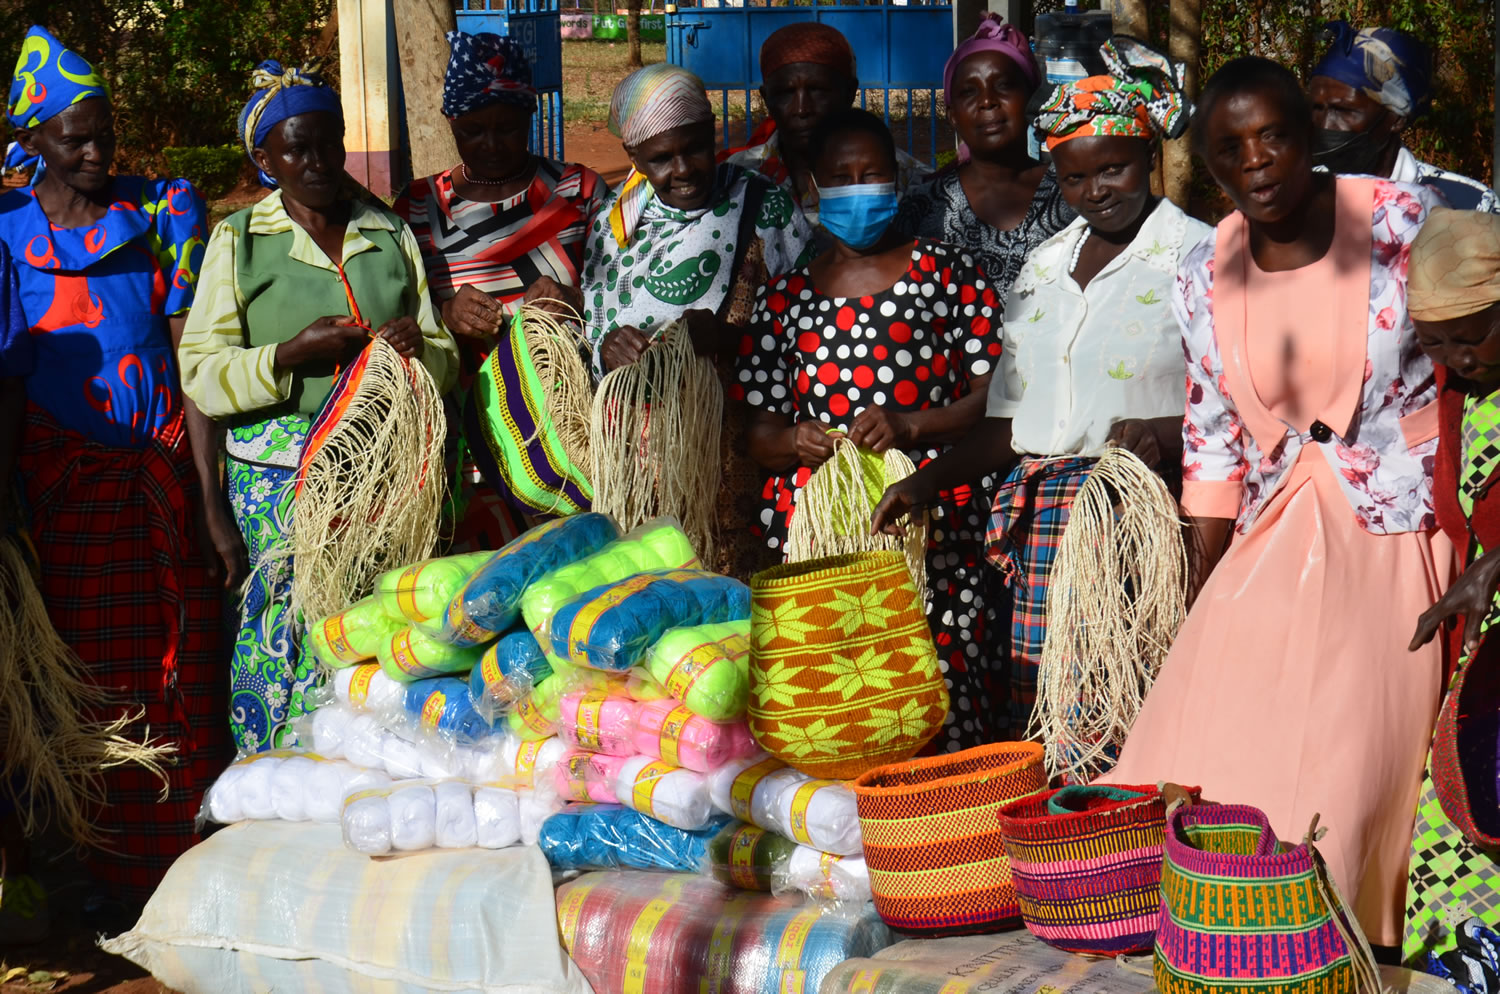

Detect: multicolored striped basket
[852,742,1046,936]
[1156,803,1370,994]
[997,784,1197,956]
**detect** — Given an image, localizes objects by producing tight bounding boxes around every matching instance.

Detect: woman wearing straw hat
[179,62,457,755]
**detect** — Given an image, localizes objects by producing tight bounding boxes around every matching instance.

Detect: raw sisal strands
[287,335,447,624]
[589,320,722,561]
[514,302,594,496]
[0,535,174,852]
[784,434,927,593]
[1031,445,1187,784]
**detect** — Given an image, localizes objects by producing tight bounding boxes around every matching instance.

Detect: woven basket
[1156,803,1358,994]
[997,784,1198,955]
[853,742,1046,936]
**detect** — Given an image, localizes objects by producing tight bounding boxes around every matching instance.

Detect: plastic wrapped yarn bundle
[537,804,730,872]
[625,667,670,702]
[469,631,553,720]
[400,677,494,744]
[307,596,401,668]
[783,846,872,903]
[556,692,639,755]
[706,821,873,903]
[433,780,479,848]
[707,755,863,856]
[377,625,486,683]
[473,785,521,848]
[555,871,893,994]
[519,518,700,648]
[506,678,564,741]
[334,663,404,713]
[386,782,436,852]
[632,699,745,773]
[499,734,567,785]
[518,787,563,845]
[444,513,621,646]
[307,703,354,757]
[611,755,714,830]
[204,752,391,825]
[550,570,751,673]
[646,621,751,721]
[554,749,618,803]
[375,551,491,634]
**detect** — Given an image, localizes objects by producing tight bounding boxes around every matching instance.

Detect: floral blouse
[1179,177,1443,536]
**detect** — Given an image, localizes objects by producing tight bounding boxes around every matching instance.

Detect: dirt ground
[0,932,175,994]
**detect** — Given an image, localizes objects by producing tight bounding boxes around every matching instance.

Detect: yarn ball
[376,551,491,630]
[469,630,554,715]
[377,625,486,683]
[400,676,494,743]
[645,620,751,721]
[307,596,401,667]
[549,569,750,672]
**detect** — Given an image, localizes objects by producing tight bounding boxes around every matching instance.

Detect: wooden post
[1110,0,1148,40]
[627,0,643,67]
[393,0,460,183]
[1163,0,1202,209]
[339,0,398,195]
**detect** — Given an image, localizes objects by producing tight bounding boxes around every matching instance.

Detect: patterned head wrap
[442,31,537,119]
[1312,21,1431,122]
[237,60,344,189]
[1408,208,1500,322]
[759,23,856,81]
[1035,37,1189,150]
[606,64,715,249]
[7,25,109,172]
[943,14,1038,106]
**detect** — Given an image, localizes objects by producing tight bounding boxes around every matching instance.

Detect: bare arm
[1184,514,1233,605]
[747,409,837,475]
[871,414,1018,535]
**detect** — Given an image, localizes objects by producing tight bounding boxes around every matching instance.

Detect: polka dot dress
[732,239,1012,750]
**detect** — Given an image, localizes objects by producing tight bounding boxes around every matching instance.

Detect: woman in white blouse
[872,38,1210,733]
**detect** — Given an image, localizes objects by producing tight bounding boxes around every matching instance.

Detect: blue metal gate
[665,0,954,166]
[454,0,566,159]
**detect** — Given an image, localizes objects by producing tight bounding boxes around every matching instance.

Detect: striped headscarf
[1034,37,1189,150]
[607,64,715,248]
[6,25,109,172]
[238,60,343,189]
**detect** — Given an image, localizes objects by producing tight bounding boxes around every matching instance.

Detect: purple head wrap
[942,14,1039,105]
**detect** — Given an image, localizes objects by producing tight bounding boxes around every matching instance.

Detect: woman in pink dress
[1106,57,1456,947]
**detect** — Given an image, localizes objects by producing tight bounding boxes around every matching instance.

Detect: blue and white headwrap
[237,60,343,188]
[442,31,537,119]
[6,25,110,173]
[1313,21,1432,122]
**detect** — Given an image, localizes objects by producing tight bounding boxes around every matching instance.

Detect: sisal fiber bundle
[785,435,926,593]
[589,321,723,564]
[1031,445,1187,784]
[0,535,174,850]
[287,336,448,625]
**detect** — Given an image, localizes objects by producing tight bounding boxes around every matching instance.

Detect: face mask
[817,181,901,249]
[1312,126,1393,176]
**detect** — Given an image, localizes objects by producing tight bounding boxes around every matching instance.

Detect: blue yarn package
[443,512,621,647]
[537,804,731,872]
[468,630,554,721]
[549,569,751,673]
[401,676,495,744]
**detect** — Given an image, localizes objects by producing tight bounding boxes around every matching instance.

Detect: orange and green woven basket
[852,742,1046,936]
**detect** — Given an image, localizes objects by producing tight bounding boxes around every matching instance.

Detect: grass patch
[562,39,666,125]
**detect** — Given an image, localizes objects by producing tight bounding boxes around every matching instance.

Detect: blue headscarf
[237,60,343,188]
[1312,21,1432,121]
[442,31,537,119]
[6,25,110,172]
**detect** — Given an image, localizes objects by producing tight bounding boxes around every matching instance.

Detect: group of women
[1,11,1498,953]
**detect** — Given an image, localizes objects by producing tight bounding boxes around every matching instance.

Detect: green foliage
[0,0,335,176]
[162,145,243,198]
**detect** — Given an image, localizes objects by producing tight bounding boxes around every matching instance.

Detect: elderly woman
[0,25,234,907]
[179,63,457,753]
[395,32,605,548]
[1310,22,1496,212]
[1106,57,1455,947]
[580,63,813,576]
[895,14,1075,301]
[737,107,1004,751]
[873,38,1211,740]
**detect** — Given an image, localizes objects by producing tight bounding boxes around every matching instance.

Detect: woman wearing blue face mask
[734,107,1006,752]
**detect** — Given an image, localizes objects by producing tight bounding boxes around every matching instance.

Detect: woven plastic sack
[375,551,491,633]
[549,569,751,673]
[853,742,1046,936]
[444,512,621,646]
[469,630,554,721]
[306,596,401,668]
[537,804,730,872]
[749,552,947,779]
[1156,803,1362,994]
[555,870,893,994]
[645,620,751,721]
[997,784,1198,955]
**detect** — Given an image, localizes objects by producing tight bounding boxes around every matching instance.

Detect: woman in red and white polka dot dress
[734,108,1008,751]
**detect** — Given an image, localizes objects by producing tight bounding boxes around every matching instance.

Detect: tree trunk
[393,0,461,182]
[1110,0,1148,40]
[627,0,643,68]
[1164,0,1203,210]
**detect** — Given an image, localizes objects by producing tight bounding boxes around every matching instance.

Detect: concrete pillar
[339,0,399,195]
[394,0,460,183]
[1109,0,1148,40]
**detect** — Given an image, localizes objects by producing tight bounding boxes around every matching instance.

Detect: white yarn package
[706,754,862,856]
[611,756,713,831]
[203,751,391,826]
[339,779,542,856]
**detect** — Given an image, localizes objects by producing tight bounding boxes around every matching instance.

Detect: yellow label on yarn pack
[561,753,594,802]
[396,562,429,621]
[513,739,544,777]
[321,613,357,662]
[731,757,786,823]
[479,651,504,690]
[388,628,439,678]
[848,969,885,994]
[567,572,660,665]
[808,851,843,899]
[774,908,818,994]
[574,692,608,750]
[657,705,694,767]
[665,638,719,701]
[787,780,839,845]
[622,876,684,994]
[419,688,448,730]
[348,664,376,707]
[728,824,766,890]
[516,694,553,736]
[556,878,600,951]
[630,760,676,819]
[703,893,757,994]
